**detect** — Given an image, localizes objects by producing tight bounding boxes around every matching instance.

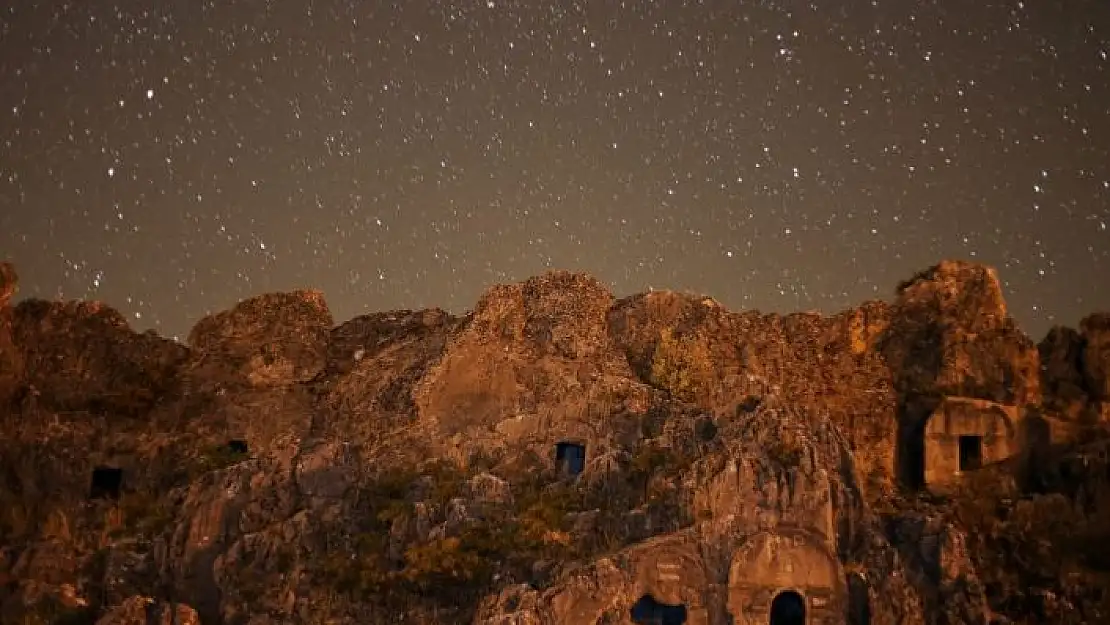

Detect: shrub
[117,491,175,537]
[649,328,712,401]
[767,429,805,468]
[192,443,250,475]
[401,536,490,588]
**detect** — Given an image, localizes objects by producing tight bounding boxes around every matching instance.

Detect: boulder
[95,596,200,625]
[1039,325,1089,418]
[881,260,1040,406]
[9,299,188,416]
[186,289,333,388]
[1080,313,1110,401]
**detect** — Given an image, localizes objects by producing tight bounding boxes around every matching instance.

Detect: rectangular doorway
[958,435,983,472]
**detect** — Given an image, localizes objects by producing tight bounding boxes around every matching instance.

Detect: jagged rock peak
[473,270,614,313]
[187,288,332,350]
[186,289,334,386]
[468,270,616,358]
[1080,312,1110,401]
[8,297,187,415]
[894,259,1008,327]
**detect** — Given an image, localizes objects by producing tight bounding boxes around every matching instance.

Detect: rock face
[471,398,901,625]
[8,299,188,416]
[0,262,21,410]
[875,261,1043,492]
[1039,314,1110,426]
[1080,313,1110,402]
[882,260,1040,405]
[1,259,1108,625]
[186,289,333,388]
[94,596,200,625]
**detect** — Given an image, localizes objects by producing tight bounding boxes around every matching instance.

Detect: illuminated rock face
[920,397,1018,490]
[726,530,846,625]
[475,398,879,625]
[8,260,1110,624]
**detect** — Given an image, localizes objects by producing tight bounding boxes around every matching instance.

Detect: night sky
[2,1,1108,341]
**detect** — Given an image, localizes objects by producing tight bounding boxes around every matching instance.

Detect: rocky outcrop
[7,299,188,417]
[1038,314,1110,425]
[186,289,333,389]
[1,259,1109,625]
[0,262,21,411]
[881,260,1040,406]
[0,262,15,308]
[1081,313,1110,402]
[94,596,200,625]
[1039,325,1089,416]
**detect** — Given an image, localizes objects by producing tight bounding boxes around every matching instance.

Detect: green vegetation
[313,456,631,614]
[648,328,713,402]
[950,462,1110,622]
[4,595,96,625]
[628,438,696,526]
[191,442,250,475]
[114,491,175,538]
[766,428,806,468]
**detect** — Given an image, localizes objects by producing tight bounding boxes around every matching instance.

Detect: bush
[189,443,250,477]
[401,536,490,588]
[952,467,1110,621]
[314,458,596,611]
[649,328,712,401]
[767,429,805,468]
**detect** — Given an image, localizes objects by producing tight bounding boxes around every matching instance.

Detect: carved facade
[923,396,1018,489]
[727,529,845,624]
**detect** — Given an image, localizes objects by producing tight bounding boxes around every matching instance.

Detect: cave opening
[769,589,806,625]
[89,466,123,500]
[226,439,249,455]
[630,594,687,625]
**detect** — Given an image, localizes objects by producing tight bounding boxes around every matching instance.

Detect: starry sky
[2,1,1108,341]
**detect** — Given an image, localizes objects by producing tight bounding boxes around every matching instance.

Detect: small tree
[649,328,712,402]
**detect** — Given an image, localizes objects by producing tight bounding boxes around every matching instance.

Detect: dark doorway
[1020,414,1051,492]
[898,420,927,490]
[226,439,249,455]
[848,573,871,625]
[958,435,983,472]
[555,441,586,477]
[630,594,687,625]
[769,590,806,625]
[90,466,123,500]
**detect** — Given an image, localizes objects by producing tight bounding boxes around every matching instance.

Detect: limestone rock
[0,261,16,308]
[9,299,188,415]
[413,270,642,460]
[474,397,933,624]
[317,308,455,457]
[95,596,200,625]
[1,259,1108,625]
[1080,312,1110,401]
[187,289,333,388]
[1039,325,1089,418]
[0,305,22,410]
[608,290,899,498]
[882,260,1040,405]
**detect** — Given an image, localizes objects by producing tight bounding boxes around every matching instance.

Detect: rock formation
[0,259,1108,624]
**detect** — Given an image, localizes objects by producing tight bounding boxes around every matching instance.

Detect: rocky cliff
[0,259,1108,625]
